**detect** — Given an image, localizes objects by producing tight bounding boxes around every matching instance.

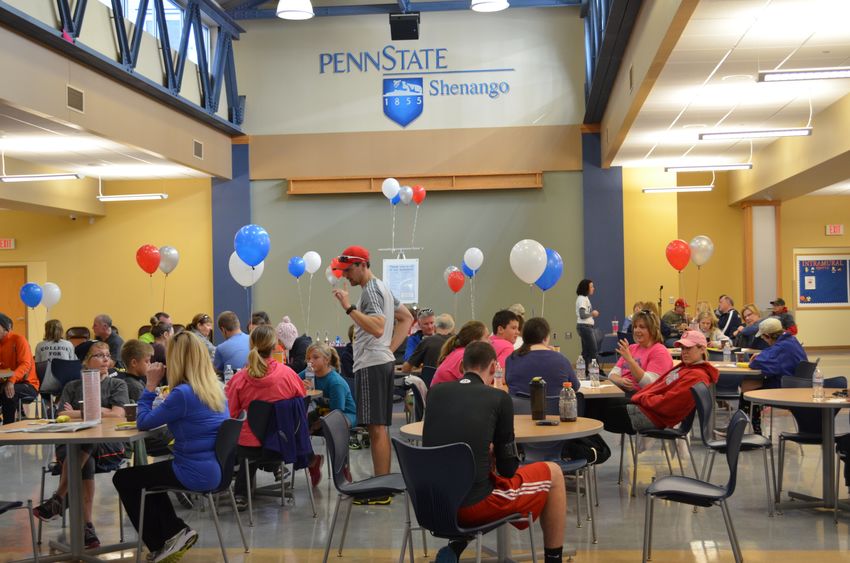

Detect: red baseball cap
[334,246,370,270]
[675,298,689,308]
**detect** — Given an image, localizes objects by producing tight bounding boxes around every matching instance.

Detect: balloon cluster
[229,224,270,287]
[446,247,485,293]
[443,266,465,293]
[135,245,180,276]
[288,251,322,279]
[19,282,62,310]
[382,178,426,206]
[509,239,564,291]
[665,235,714,271]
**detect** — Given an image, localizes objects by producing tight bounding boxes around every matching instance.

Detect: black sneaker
[84,522,100,549]
[352,495,392,506]
[173,492,194,509]
[233,495,249,512]
[33,494,64,522]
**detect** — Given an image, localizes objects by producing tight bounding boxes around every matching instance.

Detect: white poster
[383,258,419,304]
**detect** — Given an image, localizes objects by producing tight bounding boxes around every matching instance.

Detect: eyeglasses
[91,353,111,360]
[199,315,211,323]
[418,308,434,318]
[337,255,365,264]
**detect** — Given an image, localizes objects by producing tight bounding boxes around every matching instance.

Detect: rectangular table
[0,420,150,563]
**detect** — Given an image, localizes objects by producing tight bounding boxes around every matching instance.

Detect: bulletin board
[795,253,850,309]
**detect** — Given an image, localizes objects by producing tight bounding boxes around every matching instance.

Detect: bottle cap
[563,382,572,388]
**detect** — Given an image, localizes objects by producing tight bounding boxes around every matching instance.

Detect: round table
[577,382,625,399]
[399,415,603,443]
[744,387,850,510]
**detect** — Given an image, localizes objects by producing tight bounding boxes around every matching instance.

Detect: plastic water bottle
[589,359,600,389]
[324,332,330,345]
[334,336,342,347]
[493,362,505,389]
[305,362,316,389]
[723,341,732,364]
[559,382,577,422]
[223,364,234,383]
[813,368,824,401]
[576,356,586,381]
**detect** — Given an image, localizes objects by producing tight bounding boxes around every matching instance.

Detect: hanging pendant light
[276,0,314,20]
[471,0,510,13]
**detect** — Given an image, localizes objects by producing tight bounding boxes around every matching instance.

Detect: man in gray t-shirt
[332,245,413,479]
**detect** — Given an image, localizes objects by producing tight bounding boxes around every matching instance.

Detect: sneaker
[84,522,100,549]
[348,437,362,450]
[361,434,370,449]
[155,527,198,563]
[308,454,324,487]
[233,495,249,512]
[33,494,64,522]
[435,545,459,563]
[173,492,194,509]
[352,495,392,506]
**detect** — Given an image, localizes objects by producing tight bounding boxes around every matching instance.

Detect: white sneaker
[154,527,198,563]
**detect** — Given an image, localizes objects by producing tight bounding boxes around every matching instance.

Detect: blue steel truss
[0,0,244,133]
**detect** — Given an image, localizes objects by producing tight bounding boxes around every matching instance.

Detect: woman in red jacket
[595,330,718,433]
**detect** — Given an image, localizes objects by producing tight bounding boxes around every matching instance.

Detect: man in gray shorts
[332,245,413,482]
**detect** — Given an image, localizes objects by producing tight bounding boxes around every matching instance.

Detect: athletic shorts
[354,361,395,426]
[458,463,552,530]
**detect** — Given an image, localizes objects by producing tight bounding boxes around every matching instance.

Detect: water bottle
[529,377,547,420]
[493,362,505,389]
[223,364,234,383]
[334,336,342,347]
[559,382,577,422]
[589,359,600,389]
[324,331,330,345]
[576,356,586,381]
[813,368,824,401]
[305,362,316,389]
[723,341,732,364]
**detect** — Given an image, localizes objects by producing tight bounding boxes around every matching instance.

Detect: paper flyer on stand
[81,369,102,423]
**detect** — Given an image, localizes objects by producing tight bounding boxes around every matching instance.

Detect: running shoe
[155,527,198,563]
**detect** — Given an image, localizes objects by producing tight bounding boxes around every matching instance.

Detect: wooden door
[0,266,27,337]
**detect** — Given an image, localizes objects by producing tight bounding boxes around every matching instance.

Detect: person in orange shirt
[0,313,38,423]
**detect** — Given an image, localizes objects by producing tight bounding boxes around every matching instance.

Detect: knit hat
[275,316,298,350]
[0,313,11,331]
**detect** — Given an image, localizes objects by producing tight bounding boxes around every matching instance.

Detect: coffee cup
[77,400,85,420]
[124,403,137,422]
[735,351,748,364]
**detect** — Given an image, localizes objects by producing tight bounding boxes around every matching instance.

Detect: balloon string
[454,293,458,323]
[529,284,535,318]
[162,274,168,311]
[471,276,476,320]
[694,266,701,318]
[296,278,306,330]
[245,287,250,314]
[541,291,546,317]
[306,274,314,336]
[391,204,397,251]
[411,205,420,248]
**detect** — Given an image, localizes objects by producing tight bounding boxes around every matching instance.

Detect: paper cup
[124,403,137,422]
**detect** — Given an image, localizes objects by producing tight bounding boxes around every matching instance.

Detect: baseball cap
[334,246,369,271]
[756,317,783,338]
[674,298,689,308]
[674,330,707,348]
[769,297,786,306]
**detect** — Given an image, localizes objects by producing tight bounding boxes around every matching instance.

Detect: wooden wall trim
[743,204,754,303]
[775,204,783,298]
[288,173,543,195]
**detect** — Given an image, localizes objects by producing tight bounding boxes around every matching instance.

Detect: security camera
[69,214,77,221]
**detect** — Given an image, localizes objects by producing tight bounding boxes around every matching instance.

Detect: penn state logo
[383,78,423,127]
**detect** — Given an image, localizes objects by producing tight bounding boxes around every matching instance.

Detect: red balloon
[447,270,465,293]
[330,258,344,279]
[665,239,691,272]
[136,244,161,275]
[412,185,426,205]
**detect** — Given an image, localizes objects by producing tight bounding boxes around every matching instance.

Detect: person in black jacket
[716,295,742,338]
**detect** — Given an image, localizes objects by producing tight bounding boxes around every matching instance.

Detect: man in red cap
[662,298,690,339]
[332,246,413,493]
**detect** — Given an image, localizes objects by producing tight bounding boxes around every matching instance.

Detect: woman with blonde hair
[34,319,75,363]
[431,320,489,387]
[696,311,730,348]
[609,309,673,391]
[112,331,229,562]
[187,313,216,361]
[300,341,356,431]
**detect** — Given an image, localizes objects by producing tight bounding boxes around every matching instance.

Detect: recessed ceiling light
[0,173,83,183]
[643,185,714,194]
[665,163,753,172]
[699,127,812,141]
[759,66,850,82]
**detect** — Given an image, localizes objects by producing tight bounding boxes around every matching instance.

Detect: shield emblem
[383,78,423,127]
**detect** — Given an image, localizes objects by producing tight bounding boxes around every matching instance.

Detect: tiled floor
[1,361,849,562]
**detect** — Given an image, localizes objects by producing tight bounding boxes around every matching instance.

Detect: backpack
[561,434,611,465]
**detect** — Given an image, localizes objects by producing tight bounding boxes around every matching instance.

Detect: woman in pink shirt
[608,309,672,392]
[225,325,313,506]
[430,321,488,387]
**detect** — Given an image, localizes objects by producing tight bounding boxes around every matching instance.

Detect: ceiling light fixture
[276,0,314,20]
[699,127,812,141]
[758,66,850,82]
[96,177,167,202]
[642,185,714,194]
[664,163,753,172]
[471,0,510,12]
[0,150,83,182]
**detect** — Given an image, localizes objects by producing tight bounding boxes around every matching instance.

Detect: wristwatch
[345,305,357,315]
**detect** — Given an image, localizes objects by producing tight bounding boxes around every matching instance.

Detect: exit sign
[0,238,14,249]
[826,224,845,236]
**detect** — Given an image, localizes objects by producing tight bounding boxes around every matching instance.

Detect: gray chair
[642,411,748,563]
[0,499,38,562]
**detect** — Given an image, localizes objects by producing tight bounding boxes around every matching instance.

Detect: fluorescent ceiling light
[664,163,753,172]
[471,0,510,12]
[643,185,713,194]
[759,66,850,83]
[699,127,812,141]
[0,173,83,182]
[276,0,314,19]
[97,193,168,202]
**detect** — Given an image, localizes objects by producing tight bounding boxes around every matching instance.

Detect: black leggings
[583,397,636,434]
[577,324,599,368]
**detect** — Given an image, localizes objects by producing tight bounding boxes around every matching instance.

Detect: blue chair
[777,375,847,498]
[392,439,537,563]
[642,411,748,563]
[49,359,82,390]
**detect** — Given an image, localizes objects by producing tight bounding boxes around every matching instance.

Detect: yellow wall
[0,179,213,345]
[780,195,850,347]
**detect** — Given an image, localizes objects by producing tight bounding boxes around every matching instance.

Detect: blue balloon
[20,283,43,308]
[234,224,270,267]
[534,248,564,292]
[288,256,306,279]
[462,261,476,278]
[391,194,401,205]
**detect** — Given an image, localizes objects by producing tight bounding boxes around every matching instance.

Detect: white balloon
[325,266,340,287]
[463,247,484,271]
[689,235,715,267]
[303,251,322,274]
[399,186,413,205]
[158,246,180,275]
[42,282,61,310]
[443,266,460,283]
[381,178,400,200]
[509,239,547,284]
[229,251,264,287]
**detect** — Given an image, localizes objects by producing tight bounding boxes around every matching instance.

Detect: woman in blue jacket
[113,331,228,562]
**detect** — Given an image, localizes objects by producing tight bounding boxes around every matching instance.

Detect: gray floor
[2,372,850,561]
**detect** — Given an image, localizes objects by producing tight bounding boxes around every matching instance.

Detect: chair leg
[36,468,46,545]
[592,464,599,507]
[422,528,428,557]
[673,439,685,476]
[631,435,639,497]
[245,460,254,527]
[720,499,743,563]
[661,441,673,474]
[586,470,597,544]
[227,486,250,553]
[761,449,775,517]
[398,494,412,563]
[575,471,583,528]
[769,443,779,504]
[475,532,483,563]
[685,439,700,479]
[206,493,230,563]
[618,434,625,484]
[642,495,654,562]
[777,437,786,497]
[835,453,841,525]
[706,451,717,481]
[337,497,354,556]
[136,489,147,563]
[303,469,317,517]
[118,494,124,541]
[322,494,343,563]
[25,500,39,563]
[527,512,537,563]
